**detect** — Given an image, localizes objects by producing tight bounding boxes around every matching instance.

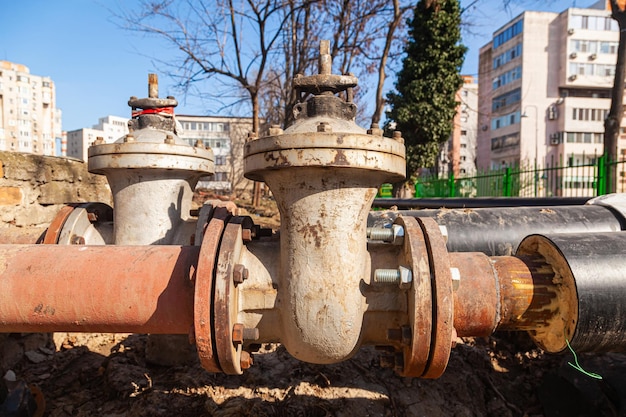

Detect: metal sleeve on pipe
[0,244,197,334]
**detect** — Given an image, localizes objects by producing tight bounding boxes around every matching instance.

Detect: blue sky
[0,0,587,131]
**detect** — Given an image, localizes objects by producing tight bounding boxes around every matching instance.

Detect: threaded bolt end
[367,227,394,241]
[374,269,401,284]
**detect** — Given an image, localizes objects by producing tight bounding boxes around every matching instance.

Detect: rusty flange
[395,216,432,377]
[417,217,454,379]
[194,207,232,373]
[213,216,255,375]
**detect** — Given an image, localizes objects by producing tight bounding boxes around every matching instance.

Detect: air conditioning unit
[550,134,561,145]
[568,28,575,35]
[569,74,578,81]
[548,105,558,120]
[570,52,577,59]
[589,53,597,60]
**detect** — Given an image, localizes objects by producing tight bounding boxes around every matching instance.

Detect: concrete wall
[0,151,112,243]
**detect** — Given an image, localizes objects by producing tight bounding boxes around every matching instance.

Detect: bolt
[240,351,253,370]
[373,266,412,289]
[194,140,205,149]
[243,327,260,341]
[450,267,461,291]
[87,212,98,222]
[387,325,411,345]
[70,235,85,245]
[317,122,332,133]
[93,137,104,146]
[233,264,249,285]
[367,124,383,136]
[164,134,175,144]
[124,133,135,143]
[129,96,138,101]
[393,130,404,144]
[269,124,283,136]
[232,323,245,344]
[232,323,259,345]
[367,224,404,245]
[241,229,253,242]
[247,132,258,142]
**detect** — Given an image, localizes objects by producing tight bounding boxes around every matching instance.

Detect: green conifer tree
[386,0,466,181]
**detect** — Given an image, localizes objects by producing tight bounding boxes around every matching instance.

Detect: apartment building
[477,1,623,195]
[0,61,62,156]
[175,115,255,193]
[66,115,129,161]
[438,75,479,179]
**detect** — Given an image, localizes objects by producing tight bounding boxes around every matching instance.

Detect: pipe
[369,205,624,255]
[372,197,591,209]
[518,232,626,353]
[0,244,196,334]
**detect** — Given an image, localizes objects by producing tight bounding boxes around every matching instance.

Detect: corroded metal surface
[449,252,499,337]
[194,207,232,373]
[214,219,246,375]
[396,216,432,377]
[0,244,195,333]
[417,217,454,379]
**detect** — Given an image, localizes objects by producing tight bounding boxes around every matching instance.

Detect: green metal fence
[377,153,626,198]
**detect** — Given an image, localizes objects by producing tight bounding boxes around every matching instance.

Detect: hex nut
[232,323,245,345]
[233,264,249,285]
[398,266,413,290]
[240,351,253,369]
[317,122,332,133]
[450,267,461,291]
[269,124,284,136]
[392,224,405,245]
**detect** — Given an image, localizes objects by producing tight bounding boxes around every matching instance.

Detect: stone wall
[0,151,112,243]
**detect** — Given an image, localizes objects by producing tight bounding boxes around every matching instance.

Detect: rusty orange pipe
[451,253,557,336]
[0,244,197,334]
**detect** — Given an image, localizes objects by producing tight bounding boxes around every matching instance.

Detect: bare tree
[116,0,310,134]
[605,0,626,192]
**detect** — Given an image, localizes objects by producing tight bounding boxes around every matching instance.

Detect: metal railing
[376,153,626,198]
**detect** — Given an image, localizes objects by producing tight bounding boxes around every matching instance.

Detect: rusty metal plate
[417,217,454,379]
[194,207,232,373]
[214,218,246,375]
[395,216,432,377]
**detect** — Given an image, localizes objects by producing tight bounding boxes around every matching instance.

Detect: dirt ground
[4,331,626,417]
[4,195,626,416]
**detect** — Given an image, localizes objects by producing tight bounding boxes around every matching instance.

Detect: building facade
[477,1,624,195]
[438,75,479,179]
[0,61,62,156]
[66,115,129,161]
[175,115,255,194]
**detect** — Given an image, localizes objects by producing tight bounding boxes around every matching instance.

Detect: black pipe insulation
[372,197,592,209]
[368,205,626,256]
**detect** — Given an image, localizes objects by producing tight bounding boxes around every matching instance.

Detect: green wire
[565,339,603,380]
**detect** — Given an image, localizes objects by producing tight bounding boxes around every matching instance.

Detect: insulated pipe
[0,244,196,334]
[372,197,591,209]
[518,232,626,353]
[369,205,624,255]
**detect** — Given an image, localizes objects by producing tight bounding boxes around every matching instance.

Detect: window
[492,88,521,111]
[492,43,522,69]
[491,111,520,130]
[215,156,226,165]
[493,19,523,49]
[461,130,467,136]
[42,81,50,88]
